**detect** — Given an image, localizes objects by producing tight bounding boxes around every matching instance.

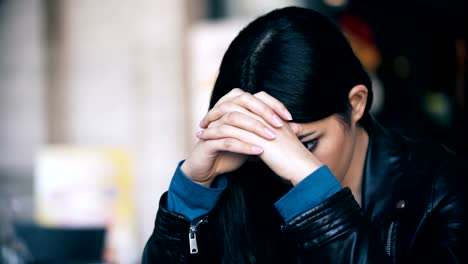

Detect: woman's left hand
[199,91,323,185]
[254,116,322,185]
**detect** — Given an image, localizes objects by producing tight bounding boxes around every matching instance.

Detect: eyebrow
[298,131,316,141]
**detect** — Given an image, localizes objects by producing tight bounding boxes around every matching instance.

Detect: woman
[142,6,467,263]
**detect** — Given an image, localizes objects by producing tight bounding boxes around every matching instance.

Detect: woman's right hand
[181,88,292,187]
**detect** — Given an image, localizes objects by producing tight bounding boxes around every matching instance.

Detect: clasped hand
[181,88,322,187]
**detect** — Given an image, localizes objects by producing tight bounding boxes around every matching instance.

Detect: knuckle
[255,122,266,133]
[218,102,231,113]
[239,92,252,102]
[259,103,273,114]
[262,102,273,111]
[216,125,227,135]
[230,111,243,123]
[222,139,234,150]
[231,88,244,94]
[224,112,235,123]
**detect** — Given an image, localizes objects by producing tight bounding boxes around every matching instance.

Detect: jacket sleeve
[281,187,392,263]
[141,192,213,264]
[417,160,468,263]
[167,161,227,221]
[282,181,468,263]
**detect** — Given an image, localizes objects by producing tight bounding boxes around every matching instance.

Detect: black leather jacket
[142,119,467,263]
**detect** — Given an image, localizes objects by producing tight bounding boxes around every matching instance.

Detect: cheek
[314,132,352,180]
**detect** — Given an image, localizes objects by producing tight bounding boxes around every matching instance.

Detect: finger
[197,124,266,145]
[199,88,245,128]
[254,91,293,121]
[201,92,284,129]
[206,107,268,128]
[288,122,302,135]
[216,111,276,140]
[233,92,285,127]
[213,88,245,107]
[201,101,251,128]
[205,138,263,155]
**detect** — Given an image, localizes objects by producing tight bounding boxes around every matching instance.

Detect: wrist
[180,161,214,187]
[287,154,322,186]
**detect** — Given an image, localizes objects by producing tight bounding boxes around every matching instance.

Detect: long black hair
[208,6,373,263]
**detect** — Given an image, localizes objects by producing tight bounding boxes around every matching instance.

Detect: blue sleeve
[274,165,342,223]
[167,161,228,221]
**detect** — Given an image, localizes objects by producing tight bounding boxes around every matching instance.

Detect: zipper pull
[189,226,198,254]
[188,217,207,254]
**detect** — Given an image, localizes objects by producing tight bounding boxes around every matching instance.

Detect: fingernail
[263,128,276,139]
[199,119,205,127]
[196,130,203,137]
[284,111,293,121]
[251,146,263,154]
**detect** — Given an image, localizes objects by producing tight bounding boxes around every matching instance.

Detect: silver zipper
[386,200,404,259]
[385,221,395,256]
[189,217,208,254]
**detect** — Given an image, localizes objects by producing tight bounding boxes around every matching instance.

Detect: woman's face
[296,114,360,182]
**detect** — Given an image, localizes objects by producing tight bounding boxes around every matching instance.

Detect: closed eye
[303,138,319,152]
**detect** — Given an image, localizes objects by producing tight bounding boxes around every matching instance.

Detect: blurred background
[0,0,466,263]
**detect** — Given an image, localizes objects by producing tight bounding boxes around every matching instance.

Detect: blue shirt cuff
[274,165,342,223]
[167,160,228,221]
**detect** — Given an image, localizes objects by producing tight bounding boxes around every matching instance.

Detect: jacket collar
[361,117,411,222]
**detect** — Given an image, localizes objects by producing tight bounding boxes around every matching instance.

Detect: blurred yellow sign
[35,145,137,263]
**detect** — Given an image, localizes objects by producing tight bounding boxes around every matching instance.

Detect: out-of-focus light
[370,74,385,115]
[423,92,452,126]
[323,0,348,8]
